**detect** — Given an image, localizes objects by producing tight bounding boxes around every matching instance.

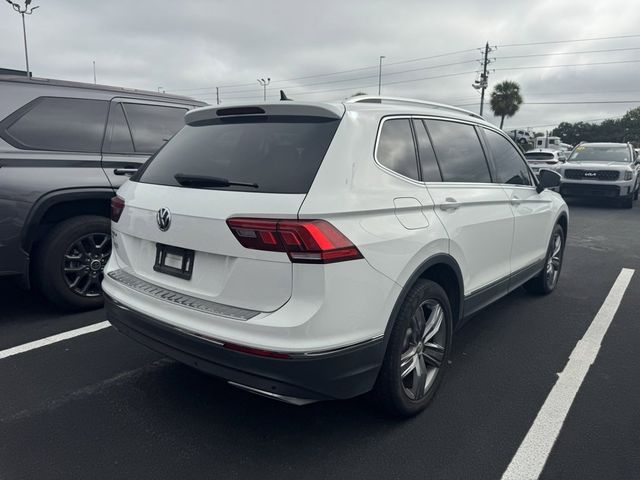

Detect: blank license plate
[154,243,194,280]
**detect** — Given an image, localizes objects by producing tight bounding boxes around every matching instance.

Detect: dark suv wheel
[373,279,452,417]
[35,215,111,310]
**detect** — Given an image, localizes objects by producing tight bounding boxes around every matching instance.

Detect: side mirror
[537,169,561,193]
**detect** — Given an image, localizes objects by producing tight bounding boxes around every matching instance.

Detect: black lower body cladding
[104,295,386,402]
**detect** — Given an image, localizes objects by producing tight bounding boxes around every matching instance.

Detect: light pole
[378,56,385,95]
[257,78,271,101]
[5,0,39,77]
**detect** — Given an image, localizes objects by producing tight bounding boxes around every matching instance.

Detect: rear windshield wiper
[174,173,259,189]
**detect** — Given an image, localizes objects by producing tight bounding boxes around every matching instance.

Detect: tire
[34,215,111,311]
[620,195,633,209]
[373,279,453,417]
[524,223,565,295]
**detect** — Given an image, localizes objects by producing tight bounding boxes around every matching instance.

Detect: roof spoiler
[185,102,344,125]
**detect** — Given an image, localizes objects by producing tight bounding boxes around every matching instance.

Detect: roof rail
[345,96,484,120]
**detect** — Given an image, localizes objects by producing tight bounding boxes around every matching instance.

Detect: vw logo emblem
[156,207,171,231]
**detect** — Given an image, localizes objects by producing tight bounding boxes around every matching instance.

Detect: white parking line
[0,321,111,360]
[502,267,635,480]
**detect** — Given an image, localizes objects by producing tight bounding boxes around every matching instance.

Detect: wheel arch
[556,211,568,236]
[381,254,464,352]
[21,187,115,253]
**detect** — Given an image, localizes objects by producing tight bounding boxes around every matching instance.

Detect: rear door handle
[114,167,139,176]
[511,196,522,206]
[440,197,460,211]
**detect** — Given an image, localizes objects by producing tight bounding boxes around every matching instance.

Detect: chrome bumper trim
[106,269,260,321]
[228,381,317,406]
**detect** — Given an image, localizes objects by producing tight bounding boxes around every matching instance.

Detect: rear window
[525,152,555,160]
[136,116,340,193]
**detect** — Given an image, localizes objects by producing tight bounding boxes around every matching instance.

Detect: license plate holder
[154,243,195,280]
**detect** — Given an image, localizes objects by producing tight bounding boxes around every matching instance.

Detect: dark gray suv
[0,74,204,310]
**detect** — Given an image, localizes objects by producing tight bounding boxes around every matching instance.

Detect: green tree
[551,108,640,145]
[490,80,523,129]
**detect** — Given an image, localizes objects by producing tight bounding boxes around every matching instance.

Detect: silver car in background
[557,142,640,208]
[524,148,565,176]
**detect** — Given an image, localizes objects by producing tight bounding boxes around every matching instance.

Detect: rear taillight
[110,196,125,223]
[226,218,363,264]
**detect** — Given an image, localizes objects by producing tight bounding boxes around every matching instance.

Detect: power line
[495,46,640,60]
[457,100,640,107]
[188,45,640,103]
[524,88,640,97]
[525,100,640,105]
[171,44,640,98]
[217,58,640,101]
[495,58,640,71]
[169,35,640,94]
[498,34,640,48]
[168,47,480,93]
[214,70,479,101]
[210,58,479,97]
[510,115,625,129]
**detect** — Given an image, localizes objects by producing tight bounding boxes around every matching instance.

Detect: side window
[103,104,135,154]
[2,97,108,152]
[413,119,441,181]
[376,118,419,180]
[483,129,532,186]
[424,120,491,183]
[122,104,187,154]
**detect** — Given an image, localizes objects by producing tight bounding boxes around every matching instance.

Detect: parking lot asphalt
[1,198,639,480]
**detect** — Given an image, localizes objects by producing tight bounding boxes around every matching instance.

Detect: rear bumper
[105,294,385,402]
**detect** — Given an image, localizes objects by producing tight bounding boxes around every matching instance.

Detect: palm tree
[490,81,523,129]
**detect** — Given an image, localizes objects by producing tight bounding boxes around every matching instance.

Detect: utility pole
[479,42,490,116]
[257,78,271,101]
[93,60,96,84]
[472,42,495,116]
[6,0,40,77]
[216,87,220,105]
[378,56,386,95]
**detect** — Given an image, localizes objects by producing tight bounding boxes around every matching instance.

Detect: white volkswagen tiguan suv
[103,97,568,416]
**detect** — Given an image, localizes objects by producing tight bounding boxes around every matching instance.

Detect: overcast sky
[2,0,640,131]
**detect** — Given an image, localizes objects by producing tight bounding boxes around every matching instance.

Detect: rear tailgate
[110,103,343,313]
[113,182,303,312]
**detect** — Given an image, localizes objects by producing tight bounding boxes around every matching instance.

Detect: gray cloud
[2,0,640,131]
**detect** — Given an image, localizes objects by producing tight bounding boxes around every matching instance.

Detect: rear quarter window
[375,118,420,180]
[1,97,109,152]
[136,115,340,194]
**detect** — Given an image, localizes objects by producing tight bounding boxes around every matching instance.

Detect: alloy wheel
[400,299,447,401]
[62,233,111,297]
[545,232,563,289]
